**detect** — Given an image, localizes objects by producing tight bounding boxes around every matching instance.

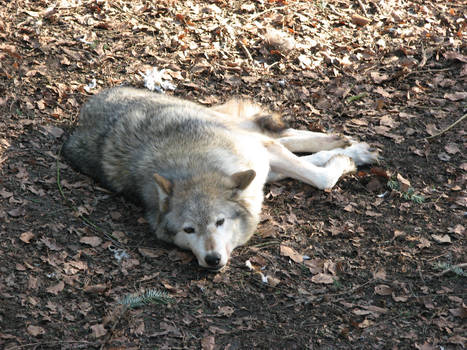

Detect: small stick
[434,263,467,277]
[425,113,466,140]
[357,0,368,17]
[240,41,253,62]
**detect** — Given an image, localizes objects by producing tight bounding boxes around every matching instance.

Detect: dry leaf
[46,281,65,295]
[311,273,335,284]
[374,284,392,296]
[392,293,409,302]
[266,275,281,287]
[280,245,303,263]
[218,306,234,317]
[417,237,431,249]
[79,236,103,247]
[444,92,467,101]
[444,51,467,63]
[396,173,411,192]
[20,231,35,243]
[27,325,45,336]
[370,71,389,84]
[449,305,467,319]
[201,335,215,350]
[351,14,371,26]
[138,247,165,258]
[373,269,387,280]
[445,143,460,154]
[431,234,452,244]
[393,230,405,238]
[447,335,467,347]
[358,318,373,328]
[41,125,64,138]
[84,284,108,294]
[90,324,107,338]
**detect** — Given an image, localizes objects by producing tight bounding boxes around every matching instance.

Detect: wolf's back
[62,87,232,196]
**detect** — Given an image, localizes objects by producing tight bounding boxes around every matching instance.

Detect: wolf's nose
[205,253,221,267]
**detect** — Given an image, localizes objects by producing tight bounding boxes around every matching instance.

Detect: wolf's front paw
[344,142,380,166]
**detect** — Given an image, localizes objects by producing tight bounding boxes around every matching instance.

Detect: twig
[357,0,368,17]
[419,43,427,68]
[9,341,97,349]
[239,41,253,62]
[434,263,467,277]
[424,113,467,140]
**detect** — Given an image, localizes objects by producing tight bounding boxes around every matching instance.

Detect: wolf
[63,87,378,271]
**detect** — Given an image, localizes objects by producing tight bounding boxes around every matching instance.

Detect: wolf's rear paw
[344,142,380,166]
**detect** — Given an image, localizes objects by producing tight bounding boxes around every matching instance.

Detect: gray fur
[63,87,261,268]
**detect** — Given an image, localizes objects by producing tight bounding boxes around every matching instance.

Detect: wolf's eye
[183,227,195,234]
[215,218,225,227]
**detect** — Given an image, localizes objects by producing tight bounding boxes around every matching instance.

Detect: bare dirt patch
[0,1,465,349]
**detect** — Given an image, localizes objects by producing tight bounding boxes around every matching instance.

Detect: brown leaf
[415,342,436,350]
[311,273,335,284]
[41,125,64,138]
[417,237,431,249]
[79,236,102,247]
[445,143,460,154]
[373,269,386,280]
[218,306,234,317]
[396,173,411,192]
[90,324,107,338]
[351,14,371,26]
[40,237,61,251]
[266,275,281,287]
[27,325,45,336]
[393,230,405,238]
[431,234,451,244]
[20,231,35,243]
[280,245,303,263]
[444,92,467,101]
[8,207,25,217]
[374,284,392,296]
[449,305,467,319]
[46,281,65,295]
[370,71,389,84]
[444,51,467,63]
[358,318,373,328]
[380,115,399,128]
[201,335,215,350]
[392,293,408,302]
[0,188,13,198]
[84,284,108,294]
[138,247,165,258]
[304,259,324,274]
[447,335,467,347]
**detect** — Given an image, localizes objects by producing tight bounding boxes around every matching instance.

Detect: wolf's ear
[231,169,256,190]
[154,173,172,196]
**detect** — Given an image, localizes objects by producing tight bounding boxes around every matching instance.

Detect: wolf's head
[152,170,259,271]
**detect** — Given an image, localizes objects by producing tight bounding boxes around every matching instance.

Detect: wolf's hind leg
[265,141,356,189]
[302,142,380,166]
[267,142,379,183]
[277,129,351,153]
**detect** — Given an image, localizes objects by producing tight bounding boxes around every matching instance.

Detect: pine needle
[119,289,173,309]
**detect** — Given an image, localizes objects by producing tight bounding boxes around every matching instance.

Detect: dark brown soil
[0,1,465,349]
